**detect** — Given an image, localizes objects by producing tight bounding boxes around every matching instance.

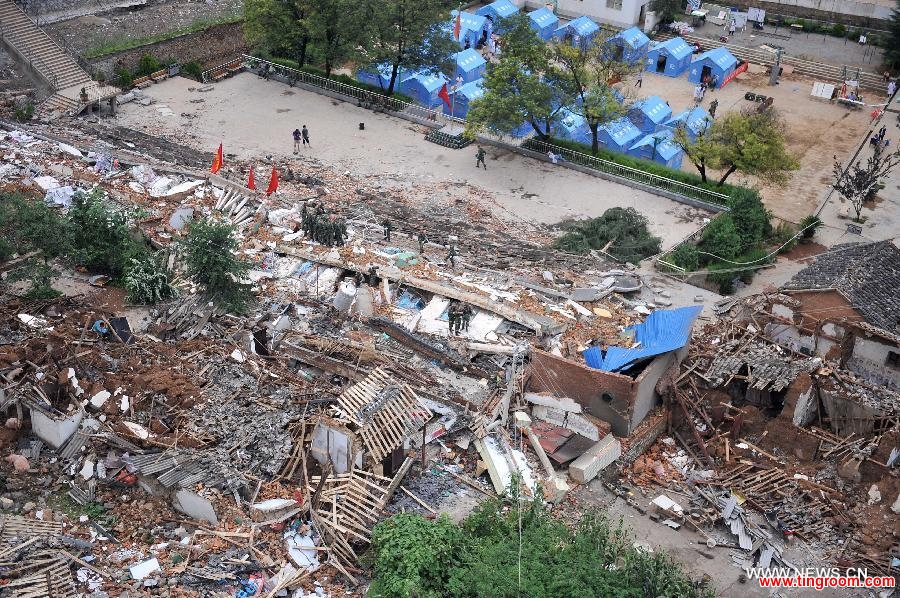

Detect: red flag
[210,143,223,174]
[247,164,256,190]
[438,83,451,110]
[454,11,462,41]
[265,166,278,196]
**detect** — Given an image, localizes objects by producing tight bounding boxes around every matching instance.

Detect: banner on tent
[721,62,748,88]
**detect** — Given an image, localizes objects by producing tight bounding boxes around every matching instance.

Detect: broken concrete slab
[524,392,582,414]
[172,489,218,525]
[568,435,622,483]
[531,405,567,426]
[29,406,84,450]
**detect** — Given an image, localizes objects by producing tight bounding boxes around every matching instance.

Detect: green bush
[181,60,203,81]
[728,187,772,245]
[772,221,797,253]
[183,219,253,313]
[554,207,661,263]
[799,214,823,239]
[13,104,34,122]
[67,189,147,278]
[831,23,847,37]
[135,53,161,77]
[370,497,713,598]
[124,255,176,304]
[698,214,742,263]
[669,243,699,271]
[524,137,746,204]
[116,67,134,89]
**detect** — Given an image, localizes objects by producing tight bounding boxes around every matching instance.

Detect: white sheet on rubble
[415,296,451,337]
[285,532,320,571]
[33,175,60,191]
[130,164,156,185]
[304,266,341,297]
[165,180,203,196]
[57,142,83,157]
[45,186,76,207]
[148,176,174,197]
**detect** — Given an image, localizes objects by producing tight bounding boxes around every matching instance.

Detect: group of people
[300,202,347,247]
[870,125,891,150]
[292,126,311,153]
[447,301,473,335]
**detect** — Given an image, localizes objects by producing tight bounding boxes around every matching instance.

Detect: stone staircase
[0,0,117,119]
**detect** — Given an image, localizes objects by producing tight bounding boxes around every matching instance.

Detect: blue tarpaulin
[476,0,518,25]
[628,129,684,169]
[583,306,703,372]
[646,37,693,77]
[449,10,489,48]
[607,26,650,64]
[398,71,449,107]
[663,106,711,141]
[555,108,590,142]
[597,117,642,153]
[688,47,738,88]
[356,63,404,91]
[450,78,484,118]
[627,95,672,133]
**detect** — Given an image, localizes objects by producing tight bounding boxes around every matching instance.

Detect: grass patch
[523,136,746,204]
[84,14,243,59]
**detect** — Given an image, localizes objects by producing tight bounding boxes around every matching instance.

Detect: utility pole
[768,47,782,86]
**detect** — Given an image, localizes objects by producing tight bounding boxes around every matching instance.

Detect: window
[887,351,900,368]
[606,0,623,9]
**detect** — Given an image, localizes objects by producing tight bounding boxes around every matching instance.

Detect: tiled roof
[782,241,900,334]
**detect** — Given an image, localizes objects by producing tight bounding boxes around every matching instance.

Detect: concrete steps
[0,0,92,90]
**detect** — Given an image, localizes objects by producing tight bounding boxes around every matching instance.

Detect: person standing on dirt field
[293,128,301,154]
[301,125,310,147]
[709,98,719,118]
[475,146,487,169]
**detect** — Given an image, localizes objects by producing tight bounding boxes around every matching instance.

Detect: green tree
[676,109,798,186]
[698,214,741,262]
[124,255,176,304]
[727,187,771,244]
[552,36,633,153]
[650,0,684,24]
[183,219,253,313]
[307,0,361,77]
[358,0,457,95]
[467,14,566,139]
[554,207,661,263]
[885,0,900,69]
[245,0,313,68]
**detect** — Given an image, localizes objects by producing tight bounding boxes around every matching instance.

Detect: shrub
[728,187,771,245]
[124,255,176,304]
[554,207,661,263]
[772,221,797,253]
[181,60,203,81]
[799,214,823,239]
[116,67,134,88]
[13,104,34,122]
[67,189,147,278]
[670,243,699,271]
[135,53,161,77]
[183,219,253,313]
[831,23,846,37]
[698,214,742,263]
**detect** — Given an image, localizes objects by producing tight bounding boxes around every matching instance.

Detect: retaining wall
[88,21,246,77]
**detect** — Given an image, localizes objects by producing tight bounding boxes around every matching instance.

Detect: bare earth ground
[113,73,709,248]
[626,66,877,223]
[46,0,243,56]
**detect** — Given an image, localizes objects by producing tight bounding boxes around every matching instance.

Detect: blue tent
[475,0,518,27]
[646,37,693,77]
[663,106,711,141]
[607,26,650,64]
[628,130,684,169]
[449,10,489,49]
[626,96,672,133]
[688,47,738,88]
[399,71,449,108]
[528,7,559,41]
[597,117,642,153]
[356,63,403,91]
[454,48,487,83]
[554,108,590,143]
[583,306,702,372]
[553,16,600,46]
[450,78,484,118]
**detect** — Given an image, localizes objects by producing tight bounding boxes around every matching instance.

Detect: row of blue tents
[554,97,713,169]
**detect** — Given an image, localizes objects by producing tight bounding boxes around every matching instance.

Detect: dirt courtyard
[114,73,711,248]
[627,65,877,223]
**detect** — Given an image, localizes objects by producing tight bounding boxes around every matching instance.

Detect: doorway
[655,54,667,73]
[700,65,712,83]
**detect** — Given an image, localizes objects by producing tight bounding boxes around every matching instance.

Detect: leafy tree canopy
[885,0,900,69]
[183,219,254,313]
[554,207,662,264]
[698,213,742,262]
